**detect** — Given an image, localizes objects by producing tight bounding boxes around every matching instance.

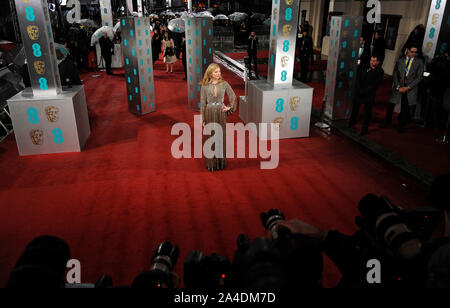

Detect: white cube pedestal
[7,85,91,156]
[241,80,313,140]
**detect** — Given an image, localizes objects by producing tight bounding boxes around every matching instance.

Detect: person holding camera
[162,31,177,74]
[247,31,258,78]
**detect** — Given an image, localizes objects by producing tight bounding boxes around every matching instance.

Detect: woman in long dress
[200,63,237,172]
[162,31,177,73]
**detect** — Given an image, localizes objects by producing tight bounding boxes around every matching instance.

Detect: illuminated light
[221,274,225,279]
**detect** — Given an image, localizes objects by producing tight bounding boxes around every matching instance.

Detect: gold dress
[200,81,237,171]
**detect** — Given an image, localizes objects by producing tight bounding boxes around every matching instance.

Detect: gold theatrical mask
[273,8,278,21]
[432,13,440,25]
[282,25,292,37]
[343,30,349,38]
[285,0,294,5]
[128,19,133,27]
[281,56,289,67]
[33,61,45,75]
[425,42,433,53]
[27,25,39,41]
[29,129,44,146]
[273,118,284,131]
[354,19,360,27]
[45,106,60,123]
[187,30,191,36]
[352,41,358,49]
[137,29,141,36]
[289,97,300,111]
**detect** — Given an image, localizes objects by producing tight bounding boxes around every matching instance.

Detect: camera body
[184,251,231,288]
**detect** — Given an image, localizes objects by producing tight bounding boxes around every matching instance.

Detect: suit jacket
[247,37,258,54]
[181,39,186,65]
[359,44,371,67]
[372,38,386,59]
[354,66,384,104]
[298,35,314,61]
[389,56,424,106]
[99,36,113,57]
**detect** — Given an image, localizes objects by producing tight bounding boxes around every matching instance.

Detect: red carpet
[0,59,431,287]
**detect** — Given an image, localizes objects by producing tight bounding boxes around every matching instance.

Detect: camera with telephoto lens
[356,194,423,260]
[260,209,291,240]
[132,241,179,288]
[184,251,231,288]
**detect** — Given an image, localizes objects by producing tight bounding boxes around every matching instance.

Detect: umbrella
[113,21,121,33]
[197,11,213,18]
[228,12,248,22]
[168,18,185,33]
[90,26,114,46]
[213,14,229,21]
[78,19,98,28]
[149,13,158,18]
[250,13,265,20]
[161,10,175,17]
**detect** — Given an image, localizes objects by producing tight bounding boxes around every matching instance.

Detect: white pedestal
[7,86,90,156]
[241,80,313,140]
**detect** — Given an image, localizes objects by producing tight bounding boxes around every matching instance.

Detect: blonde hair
[200,63,224,85]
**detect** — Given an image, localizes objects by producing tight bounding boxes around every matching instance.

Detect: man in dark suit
[348,55,384,136]
[247,31,258,78]
[297,26,314,83]
[372,30,386,66]
[99,32,114,75]
[358,36,371,68]
[181,35,187,80]
[382,44,424,132]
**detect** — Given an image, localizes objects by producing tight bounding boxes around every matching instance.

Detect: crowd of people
[347,25,450,136]
[5,173,450,288]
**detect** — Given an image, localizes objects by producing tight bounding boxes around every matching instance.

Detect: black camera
[356,194,423,259]
[6,236,71,288]
[260,209,291,240]
[132,241,179,288]
[184,251,231,288]
[232,235,289,288]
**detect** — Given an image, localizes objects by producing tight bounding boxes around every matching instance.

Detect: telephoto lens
[132,241,179,288]
[358,194,423,259]
[260,209,291,240]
